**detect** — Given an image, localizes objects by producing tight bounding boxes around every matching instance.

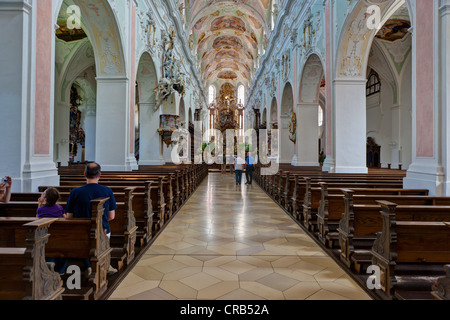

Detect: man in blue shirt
[245,152,255,185]
[65,162,117,274]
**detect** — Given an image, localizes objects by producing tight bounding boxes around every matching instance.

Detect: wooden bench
[0,193,136,274]
[371,201,450,300]
[0,198,111,300]
[0,218,65,300]
[294,178,404,230]
[38,179,165,245]
[59,177,175,218]
[338,195,450,273]
[432,264,450,300]
[317,184,429,248]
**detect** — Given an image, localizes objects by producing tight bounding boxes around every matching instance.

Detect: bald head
[85,162,101,179]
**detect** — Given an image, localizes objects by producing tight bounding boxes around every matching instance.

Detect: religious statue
[154,78,173,111]
[154,27,183,111]
[288,112,296,144]
[145,12,156,47]
[163,28,176,79]
[178,2,185,25]
[188,33,194,51]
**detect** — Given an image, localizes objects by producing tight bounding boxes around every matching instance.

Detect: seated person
[65,162,117,275]
[36,187,67,274]
[37,187,66,218]
[0,176,12,203]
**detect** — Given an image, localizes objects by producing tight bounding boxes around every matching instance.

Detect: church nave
[109,173,371,300]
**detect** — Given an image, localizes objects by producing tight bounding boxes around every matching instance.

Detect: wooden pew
[303,178,403,228]
[109,187,138,268]
[292,178,404,229]
[58,163,203,197]
[316,183,429,248]
[38,180,164,245]
[0,192,136,273]
[371,201,450,300]
[0,218,65,300]
[338,194,450,273]
[432,264,450,300]
[59,178,175,218]
[0,198,111,300]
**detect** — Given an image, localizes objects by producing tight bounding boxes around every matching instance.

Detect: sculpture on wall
[288,112,296,144]
[163,28,176,79]
[69,85,86,161]
[154,28,186,111]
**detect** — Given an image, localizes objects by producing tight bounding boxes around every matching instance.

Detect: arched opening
[237,84,245,106]
[297,54,324,167]
[188,107,193,126]
[262,108,267,128]
[136,52,160,166]
[208,85,216,106]
[271,0,278,31]
[179,99,186,124]
[54,0,130,171]
[333,0,412,173]
[54,1,96,165]
[268,97,278,159]
[365,7,412,170]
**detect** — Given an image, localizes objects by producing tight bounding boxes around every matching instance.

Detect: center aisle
[109,173,371,300]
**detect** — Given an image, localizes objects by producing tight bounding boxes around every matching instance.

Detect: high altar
[207,83,245,155]
[208,83,244,133]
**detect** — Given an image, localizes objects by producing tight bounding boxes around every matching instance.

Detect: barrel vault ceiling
[186,0,272,93]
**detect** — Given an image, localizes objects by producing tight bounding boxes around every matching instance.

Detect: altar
[208,83,245,156]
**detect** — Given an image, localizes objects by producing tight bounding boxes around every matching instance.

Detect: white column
[439,0,450,195]
[333,79,368,174]
[83,106,96,162]
[54,101,70,165]
[280,114,294,163]
[138,102,165,165]
[404,2,443,195]
[0,1,59,192]
[390,105,401,169]
[95,77,135,171]
[293,103,319,166]
[322,0,334,173]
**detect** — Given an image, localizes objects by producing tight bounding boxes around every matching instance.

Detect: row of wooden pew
[0,163,208,300]
[253,164,450,300]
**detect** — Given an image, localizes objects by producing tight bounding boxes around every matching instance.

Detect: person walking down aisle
[245,152,255,185]
[0,176,12,203]
[234,155,244,186]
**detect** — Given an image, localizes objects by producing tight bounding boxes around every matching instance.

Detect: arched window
[366,72,381,97]
[208,85,216,105]
[271,0,277,30]
[238,85,245,105]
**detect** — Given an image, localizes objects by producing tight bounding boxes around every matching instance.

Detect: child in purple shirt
[37,187,65,218]
[37,187,67,274]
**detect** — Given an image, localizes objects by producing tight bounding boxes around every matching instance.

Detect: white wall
[366,88,393,168]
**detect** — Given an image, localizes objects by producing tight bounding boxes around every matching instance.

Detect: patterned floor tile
[109,173,371,300]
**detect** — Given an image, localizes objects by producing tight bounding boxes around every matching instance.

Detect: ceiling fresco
[375,19,411,42]
[186,0,271,92]
[56,0,88,42]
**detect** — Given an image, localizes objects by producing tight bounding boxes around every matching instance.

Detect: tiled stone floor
[109,173,371,300]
